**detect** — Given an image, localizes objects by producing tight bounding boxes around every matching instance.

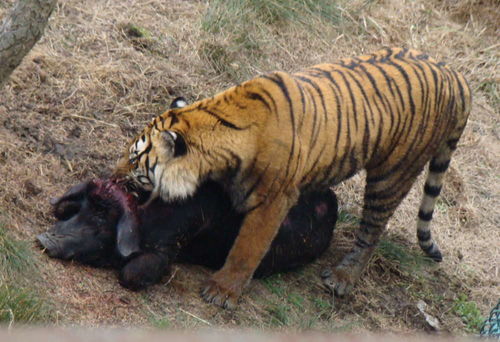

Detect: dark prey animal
[37,179,338,290]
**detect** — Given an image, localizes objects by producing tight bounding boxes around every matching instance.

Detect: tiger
[114,48,472,309]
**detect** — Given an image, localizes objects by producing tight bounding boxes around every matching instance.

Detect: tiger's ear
[159,130,187,157]
[170,97,188,109]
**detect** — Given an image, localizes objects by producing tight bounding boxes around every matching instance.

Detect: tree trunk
[0,0,57,88]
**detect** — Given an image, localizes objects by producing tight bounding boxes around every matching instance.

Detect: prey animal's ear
[169,96,188,109]
[51,181,92,221]
[159,130,187,158]
[50,181,90,207]
[116,210,141,258]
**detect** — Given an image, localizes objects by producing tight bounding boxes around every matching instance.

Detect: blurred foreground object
[0,329,481,342]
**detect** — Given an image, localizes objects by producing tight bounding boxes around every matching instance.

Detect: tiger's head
[114,81,271,206]
[114,96,200,203]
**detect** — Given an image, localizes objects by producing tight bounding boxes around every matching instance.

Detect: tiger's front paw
[201,271,246,309]
[320,267,356,297]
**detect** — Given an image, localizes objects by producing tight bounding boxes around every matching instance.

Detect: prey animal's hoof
[321,268,354,297]
[201,279,239,309]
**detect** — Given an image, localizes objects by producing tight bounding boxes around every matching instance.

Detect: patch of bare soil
[0,0,498,335]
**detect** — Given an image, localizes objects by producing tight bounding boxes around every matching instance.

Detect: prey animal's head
[37,179,141,265]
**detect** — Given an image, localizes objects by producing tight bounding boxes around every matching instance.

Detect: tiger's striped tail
[417,64,472,262]
[417,132,467,262]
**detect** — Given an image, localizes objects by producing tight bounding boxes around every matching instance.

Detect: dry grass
[0,0,498,335]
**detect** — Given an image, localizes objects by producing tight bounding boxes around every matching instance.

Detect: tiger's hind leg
[322,167,424,297]
[417,135,463,261]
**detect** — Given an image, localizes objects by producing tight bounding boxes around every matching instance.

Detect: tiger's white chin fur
[152,163,200,202]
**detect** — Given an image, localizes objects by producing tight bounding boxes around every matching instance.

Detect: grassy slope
[0,0,498,334]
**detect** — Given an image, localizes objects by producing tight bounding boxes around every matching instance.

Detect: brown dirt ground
[0,0,498,335]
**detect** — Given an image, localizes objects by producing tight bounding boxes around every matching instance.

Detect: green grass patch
[453,294,485,333]
[478,79,499,108]
[259,273,340,329]
[287,292,305,309]
[0,284,52,324]
[200,0,341,83]
[202,0,340,33]
[261,274,286,297]
[337,209,359,225]
[198,42,242,79]
[119,22,171,57]
[312,297,333,312]
[311,297,334,323]
[266,302,290,326]
[0,226,34,277]
[197,40,259,83]
[149,315,171,329]
[0,225,54,325]
[122,23,152,39]
[376,239,434,273]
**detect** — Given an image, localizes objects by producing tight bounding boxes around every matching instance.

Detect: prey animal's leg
[201,191,297,309]
[322,171,417,296]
